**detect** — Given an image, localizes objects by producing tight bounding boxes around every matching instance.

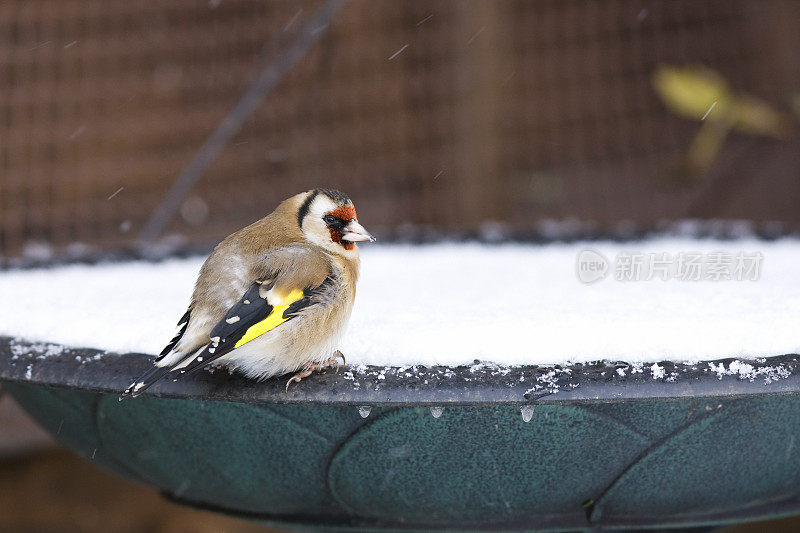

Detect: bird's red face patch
[328,204,357,250]
[331,205,356,221]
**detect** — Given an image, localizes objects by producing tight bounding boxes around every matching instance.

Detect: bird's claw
[286,365,314,392]
[331,350,345,373]
[284,351,347,392]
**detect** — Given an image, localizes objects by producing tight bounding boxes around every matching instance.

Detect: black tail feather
[119,364,173,400]
[171,344,231,379]
[121,336,238,400]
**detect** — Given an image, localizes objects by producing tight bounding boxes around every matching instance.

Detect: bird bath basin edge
[2,336,800,532]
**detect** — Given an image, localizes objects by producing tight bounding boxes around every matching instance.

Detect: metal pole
[138,0,347,245]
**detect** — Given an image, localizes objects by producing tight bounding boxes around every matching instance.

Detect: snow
[706,360,791,384]
[650,363,665,380]
[0,238,799,367]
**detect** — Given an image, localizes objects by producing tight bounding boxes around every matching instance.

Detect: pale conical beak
[341,220,375,242]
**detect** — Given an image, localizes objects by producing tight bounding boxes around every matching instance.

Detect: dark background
[2,0,800,263]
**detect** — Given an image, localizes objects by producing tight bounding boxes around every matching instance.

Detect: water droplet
[521,405,535,422]
[357,405,372,418]
[430,406,444,418]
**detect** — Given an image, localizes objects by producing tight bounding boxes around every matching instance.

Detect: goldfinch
[121,188,374,398]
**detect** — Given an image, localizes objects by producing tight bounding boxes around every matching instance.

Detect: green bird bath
[2,336,800,532]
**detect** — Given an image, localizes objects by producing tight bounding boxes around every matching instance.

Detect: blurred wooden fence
[1,0,799,259]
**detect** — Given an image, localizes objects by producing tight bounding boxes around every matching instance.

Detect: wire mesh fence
[1,0,799,261]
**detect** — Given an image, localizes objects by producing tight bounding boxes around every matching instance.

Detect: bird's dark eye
[323,214,336,225]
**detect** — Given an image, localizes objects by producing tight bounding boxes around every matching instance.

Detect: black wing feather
[171,282,281,377]
[209,283,273,344]
[175,277,334,378]
[156,308,191,361]
[120,276,333,400]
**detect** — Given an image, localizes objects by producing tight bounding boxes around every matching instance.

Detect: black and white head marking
[297,188,352,229]
[297,189,360,254]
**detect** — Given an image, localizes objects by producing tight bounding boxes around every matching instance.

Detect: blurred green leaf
[653,65,792,185]
[653,66,732,120]
[654,65,788,139]
[734,97,787,138]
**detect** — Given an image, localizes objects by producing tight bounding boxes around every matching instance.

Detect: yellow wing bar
[234,289,305,348]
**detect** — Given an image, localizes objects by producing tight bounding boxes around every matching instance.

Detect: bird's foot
[286,364,314,392]
[285,351,346,392]
[328,350,345,373]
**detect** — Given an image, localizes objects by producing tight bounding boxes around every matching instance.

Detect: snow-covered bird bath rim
[2,337,798,405]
